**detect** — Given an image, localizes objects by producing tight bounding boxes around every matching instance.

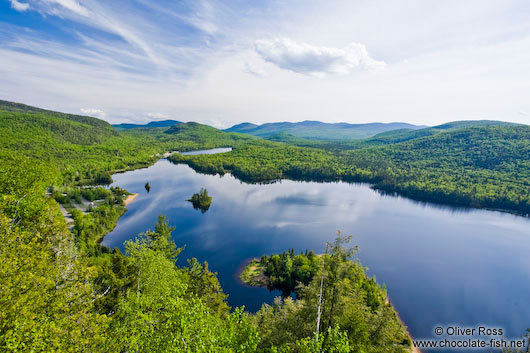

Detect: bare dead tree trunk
[315,243,329,344]
[324,284,338,344]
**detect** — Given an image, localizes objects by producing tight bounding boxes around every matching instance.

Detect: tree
[185,258,230,316]
[140,215,183,261]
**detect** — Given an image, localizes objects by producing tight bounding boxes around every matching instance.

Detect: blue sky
[1,0,530,127]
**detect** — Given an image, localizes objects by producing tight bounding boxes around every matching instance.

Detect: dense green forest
[50,185,131,256]
[1,100,529,352]
[0,101,257,186]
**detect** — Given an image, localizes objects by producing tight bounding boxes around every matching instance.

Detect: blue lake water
[181,147,233,155]
[103,157,530,352]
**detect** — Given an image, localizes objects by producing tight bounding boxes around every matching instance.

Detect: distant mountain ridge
[225,120,427,140]
[365,120,521,145]
[113,120,181,130]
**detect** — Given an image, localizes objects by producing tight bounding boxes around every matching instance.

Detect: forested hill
[1,100,529,351]
[342,125,530,212]
[0,102,254,185]
[224,120,425,140]
[361,120,521,146]
[0,100,113,130]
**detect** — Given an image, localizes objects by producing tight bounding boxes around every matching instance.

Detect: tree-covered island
[187,187,213,213]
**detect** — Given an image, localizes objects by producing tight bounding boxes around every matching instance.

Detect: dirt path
[58,204,75,231]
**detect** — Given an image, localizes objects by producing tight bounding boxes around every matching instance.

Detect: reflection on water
[103,159,530,352]
[180,147,233,155]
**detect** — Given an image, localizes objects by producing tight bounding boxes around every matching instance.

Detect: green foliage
[140,215,184,260]
[4,101,524,353]
[341,126,530,213]
[258,249,320,292]
[0,107,256,186]
[170,144,347,182]
[185,258,231,316]
[240,259,269,287]
[71,206,124,255]
[51,185,118,205]
[188,188,213,213]
[254,234,410,353]
[0,154,110,352]
[0,152,411,352]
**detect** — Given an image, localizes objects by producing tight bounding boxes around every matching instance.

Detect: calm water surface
[181,147,233,155]
[103,158,530,351]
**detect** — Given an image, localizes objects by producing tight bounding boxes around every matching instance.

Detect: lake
[103,157,530,352]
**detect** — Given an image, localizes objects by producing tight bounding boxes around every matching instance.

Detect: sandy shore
[124,193,139,206]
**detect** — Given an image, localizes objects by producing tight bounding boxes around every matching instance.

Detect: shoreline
[173,159,529,218]
[386,297,422,353]
[124,193,139,206]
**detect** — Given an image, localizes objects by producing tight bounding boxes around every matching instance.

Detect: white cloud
[147,112,169,119]
[243,61,267,77]
[9,0,30,11]
[80,108,106,119]
[46,0,89,16]
[22,0,163,66]
[254,37,386,77]
[185,0,218,35]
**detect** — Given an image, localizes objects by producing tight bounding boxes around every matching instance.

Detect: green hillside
[0,105,251,186]
[364,120,520,146]
[342,126,530,211]
[4,100,523,214]
[0,100,112,130]
[225,120,425,140]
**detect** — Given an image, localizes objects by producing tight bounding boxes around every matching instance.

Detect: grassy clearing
[240,259,268,287]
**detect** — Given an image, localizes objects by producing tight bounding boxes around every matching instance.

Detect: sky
[1,0,530,127]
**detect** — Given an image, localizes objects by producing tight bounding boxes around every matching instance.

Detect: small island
[187,188,212,213]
